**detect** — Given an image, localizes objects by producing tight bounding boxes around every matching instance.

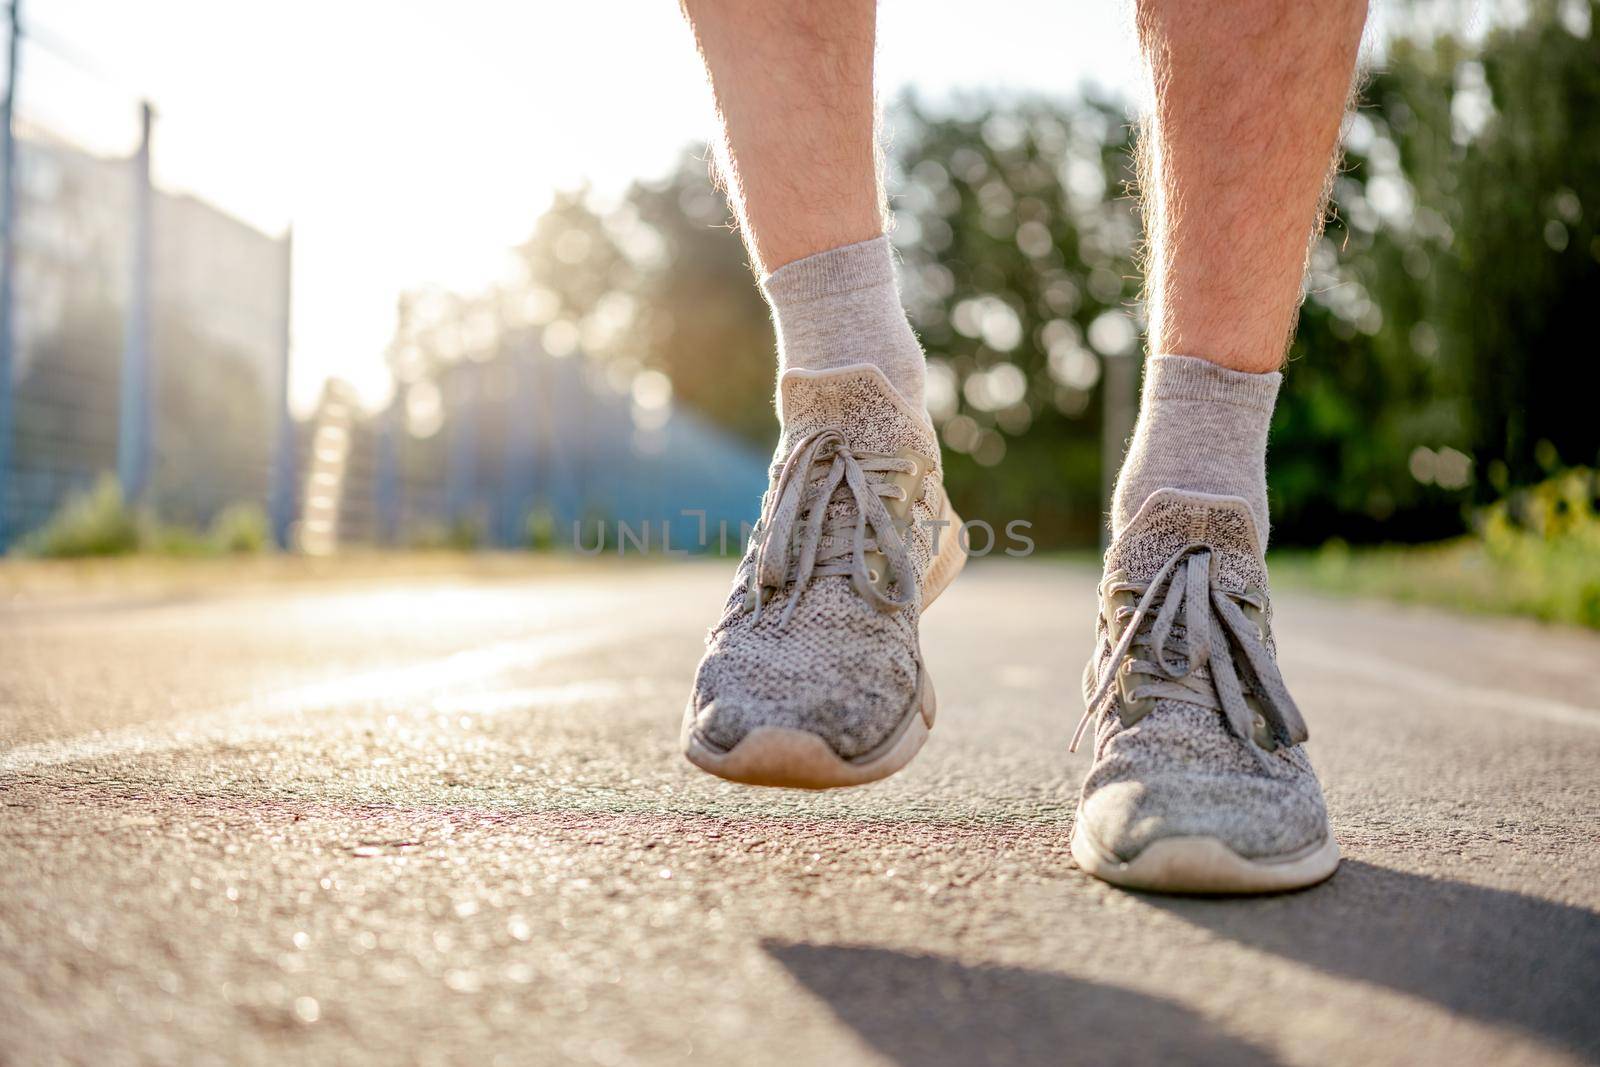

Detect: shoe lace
[747,427,918,628]
[1070,543,1309,769]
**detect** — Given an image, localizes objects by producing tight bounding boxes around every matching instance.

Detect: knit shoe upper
[1074,490,1332,862]
[688,365,948,761]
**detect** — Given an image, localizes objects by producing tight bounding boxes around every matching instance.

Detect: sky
[21,1,1148,413]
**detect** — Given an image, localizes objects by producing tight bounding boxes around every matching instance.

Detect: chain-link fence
[0,15,291,552]
[1,13,769,557]
[298,338,769,555]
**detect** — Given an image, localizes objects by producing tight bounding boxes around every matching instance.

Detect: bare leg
[678,0,927,409]
[1138,0,1368,372]
[1112,0,1368,538]
[679,0,881,273]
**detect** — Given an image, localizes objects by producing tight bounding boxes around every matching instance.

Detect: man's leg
[678,2,961,789]
[1075,0,1367,893]
[1112,0,1368,538]
[1139,0,1367,374]
[679,0,927,410]
[680,0,879,273]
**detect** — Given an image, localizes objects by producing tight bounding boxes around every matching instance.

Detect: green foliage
[208,503,271,554]
[408,517,483,552]
[524,506,557,551]
[888,92,1140,546]
[1273,0,1600,542]
[141,523,211,558]
[1277,467,1600,628]
[19,475,142,558]
[16,476,272,559]
[385,1,1598,550]
[1476,468,1600,625]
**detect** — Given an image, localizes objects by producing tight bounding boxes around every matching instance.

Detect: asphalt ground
[2,558,1598,1066]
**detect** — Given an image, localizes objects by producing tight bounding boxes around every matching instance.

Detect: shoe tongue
[776,365,933,457]
[1106,490,1266,593]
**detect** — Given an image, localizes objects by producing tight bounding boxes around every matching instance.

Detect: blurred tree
[393,163,775,448]
[888,92,1141,546]
[13,291,270,532]
[1273,0,1600,542]
[150,303,273,525]
[12,291,122,485]
[391,0,1598,549]
[514,169,774,445]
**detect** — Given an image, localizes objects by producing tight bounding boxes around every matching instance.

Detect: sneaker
[1070,489,1340,893]
[682,364,965,789]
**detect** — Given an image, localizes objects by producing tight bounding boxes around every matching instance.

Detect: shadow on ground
[1146,859,1600,1059]
[764,941,1283,1067]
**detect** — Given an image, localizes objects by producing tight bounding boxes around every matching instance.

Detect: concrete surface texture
[1,559,1598,1066]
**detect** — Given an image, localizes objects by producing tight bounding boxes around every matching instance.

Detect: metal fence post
[447,362,480,530]
[375,393,400,545]
[0,0,21,551]
[1100,350,1141,551]
[497,345,538,547]
[117,100,154,505]
[269,227,295,548]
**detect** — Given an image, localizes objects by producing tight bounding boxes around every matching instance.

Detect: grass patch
[1273,468,1600,630]
[15,475,272,560]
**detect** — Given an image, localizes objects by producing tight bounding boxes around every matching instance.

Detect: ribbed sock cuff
[1145,354,1282,412]
[760,236,897,306]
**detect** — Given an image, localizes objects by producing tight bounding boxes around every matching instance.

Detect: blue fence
[0,109,769,556]
[0,118,293,551]
[314,338,769,555]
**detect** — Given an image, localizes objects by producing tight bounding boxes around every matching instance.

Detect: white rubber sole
[682,667,937,789]
[683,498,966,790]
[1070,819,1341,894]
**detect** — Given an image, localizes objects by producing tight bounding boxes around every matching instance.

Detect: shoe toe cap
[689,583,923,761]
[691,688,909,761]
[1077,770,1330,863]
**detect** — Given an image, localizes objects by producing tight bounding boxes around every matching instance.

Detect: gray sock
[1111,354,1282,543]
[760,236,927,412]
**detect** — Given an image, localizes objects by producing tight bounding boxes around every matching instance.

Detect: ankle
[1111,354,1280,542]
[761,236,927,412]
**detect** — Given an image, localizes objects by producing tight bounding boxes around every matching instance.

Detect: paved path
[3,560,1598,1066]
